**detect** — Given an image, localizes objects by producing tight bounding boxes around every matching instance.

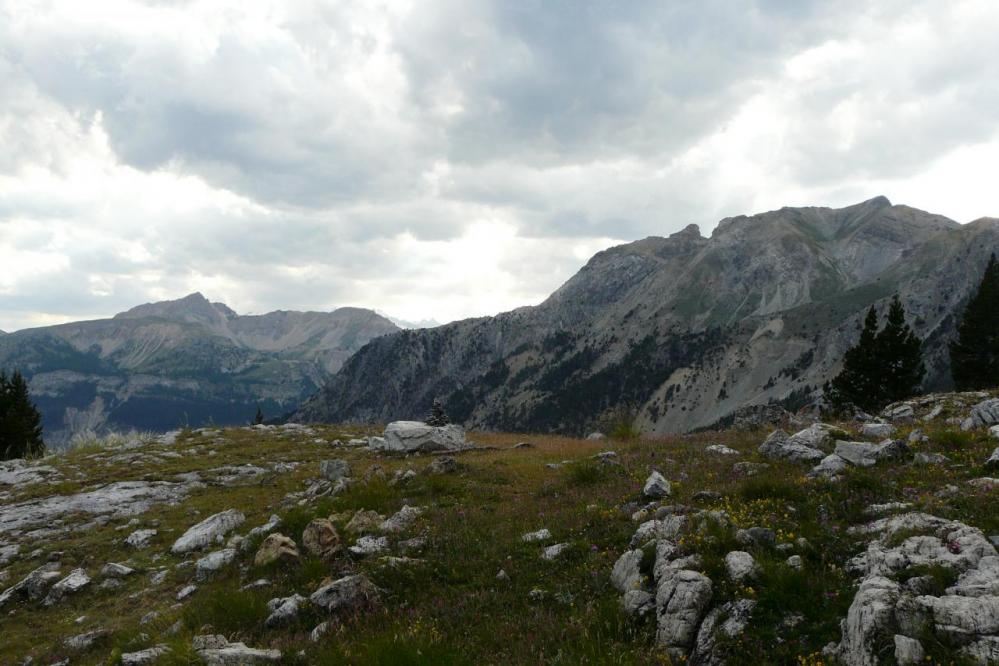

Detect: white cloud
[1,0,998,332]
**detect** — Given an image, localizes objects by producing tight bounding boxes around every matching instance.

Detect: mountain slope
[0,294,398,444]
[295,198,998,434]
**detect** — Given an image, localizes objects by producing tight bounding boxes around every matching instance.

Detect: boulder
[346,509,385,534]
[43,568,90,606]
[522,528,553,543]
[643,471,672,499]
[124,529,157,549]
[253,534,300,567]
[991,425,999,439]
[309,573,380,613]
[913,451,949,465]
[541,543,571,560]
[121,646,170,665]
[758,429,825,462]
[704,444,739,456]
[724,551,758,582]
[611,549,645,593]
[736,527,776,549]
[379,505,424,533]
[349,535,389,557]
[655,568,713,658]
[319,459,351,481]
[177,584,197,600]
[196,637,282,665]
[621,589,655,617]
[64,630,108,652]
[690,598,756,665]
[424,456,459,474]
[963,398,999,431]
[586,432,606,441]
[732,462,769,476]
[834,439,909,467]
[195,549,237,580]
[809,454,850,479]
[836,576,900,666]
[894,635,924,665]
[861,422,894,439]
[171,510,245,554]
[985,447,999,471]
[883,404,916,422]
[787,423,842,451]
[302,519,342,560]
[373,421,470,453]
[101,562,135,578]
[265,593,307,627]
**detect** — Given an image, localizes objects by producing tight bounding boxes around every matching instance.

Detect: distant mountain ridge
[0,294,398,445]
[294,197,999,434]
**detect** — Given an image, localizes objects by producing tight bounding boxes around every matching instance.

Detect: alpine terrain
[295,197,999,434]
[0,294,398,445]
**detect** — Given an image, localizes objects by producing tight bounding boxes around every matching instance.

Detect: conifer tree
[826,297,924,413]
[0,370,45,460]
[425,398,450,427]
[950,253,999,390]
[826,306,882,412]
[876,295,925,403]
[253,406,265,425]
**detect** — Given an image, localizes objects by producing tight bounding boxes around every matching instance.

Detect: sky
[2,1,999,332]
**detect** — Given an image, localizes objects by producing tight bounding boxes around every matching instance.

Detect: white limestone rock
[724,551,759,582]
[195,549,237,580]
[758,429,825,462]
[655,568,713,658]
[643,471,672,499]
[522,528,553,543]
[611,549,645,593]
[171,510,245,554]
[372,421,470,453]
[43,568,90,606]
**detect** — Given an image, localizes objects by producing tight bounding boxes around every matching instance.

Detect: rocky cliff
[295,198,999,434]
[0,294,398,444]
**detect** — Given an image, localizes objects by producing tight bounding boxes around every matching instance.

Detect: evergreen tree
[950,253,999,390]
[876,295,925,403]
[826,297,925,413]
[0,370,45,460]
[425,398,450,427]
[826,306,882,412]
[253,406,265,425]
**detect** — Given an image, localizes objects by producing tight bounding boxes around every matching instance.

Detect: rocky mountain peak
[114,292,233,328]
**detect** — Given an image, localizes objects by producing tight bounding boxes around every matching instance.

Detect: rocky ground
[1,393,998,665]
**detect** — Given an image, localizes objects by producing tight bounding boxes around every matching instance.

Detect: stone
[893,633,925,665]
[522,528,553,543]
[302,519,342,560]
[345,509,385,533]
[732,462,769,476]
[1,480,198,539]
[586,432,606,441]
[985,447,999,470]
[704,444,739,456]
[196,638,282,665]
[758,429,825,462]
[121,646,170,665]
[177,584,197,600]
[621,589,655,617]
[244,515,281,545]
[632,515,687,548]
[809,454,850,479]
[611,549,645,593]
[915,594,999,642]
[643,471,672,499]
[787,423,843,451]
[398,536,427,553]
[140,611,160,624]
[655,568,713,657]
[907,428,928,443]
[425,456,459,474]
[724,551,758,582]
[390,469,418,486]
[496,569,510,582]
[0,544,19,565]
[692,490,722,503]
[883,403,916,422]
[836,576,901,666]
[43,568,90,606]
[265,593,307,627]
[962,398,999,430]
[861,422,894,439]
[309,573,380,613]
[254,534,300,567]
[125,529,158,549]
[349,535,389,557]
[195,549,237,580]
[913,451,949,465]
[736,527,776,549]
[319,459,352,481]
[372,421,470,453]
[690,598,756,665]
[379,505,424,533]
[834,439,909,467]
[787,555,803,570]
[101,562,135,577]
[171,510,245,554]
[541,543,571,560]
[64,630,108,651]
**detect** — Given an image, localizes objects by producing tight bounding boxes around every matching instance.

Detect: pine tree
[950,253,999,390]
[876,295,925,403]
[826,297,925,413]
[253,406,265,425]
[827,306,883,412]
[425,398,450,427]
[0,370,45,460]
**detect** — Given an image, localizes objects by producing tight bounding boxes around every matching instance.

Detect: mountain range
[294,197,999,434]
[0,294,398,445]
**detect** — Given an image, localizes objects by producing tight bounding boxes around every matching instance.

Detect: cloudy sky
[2,0,999,332]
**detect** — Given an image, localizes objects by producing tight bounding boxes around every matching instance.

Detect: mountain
[0,294,398,445]
[294,197,999,434]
